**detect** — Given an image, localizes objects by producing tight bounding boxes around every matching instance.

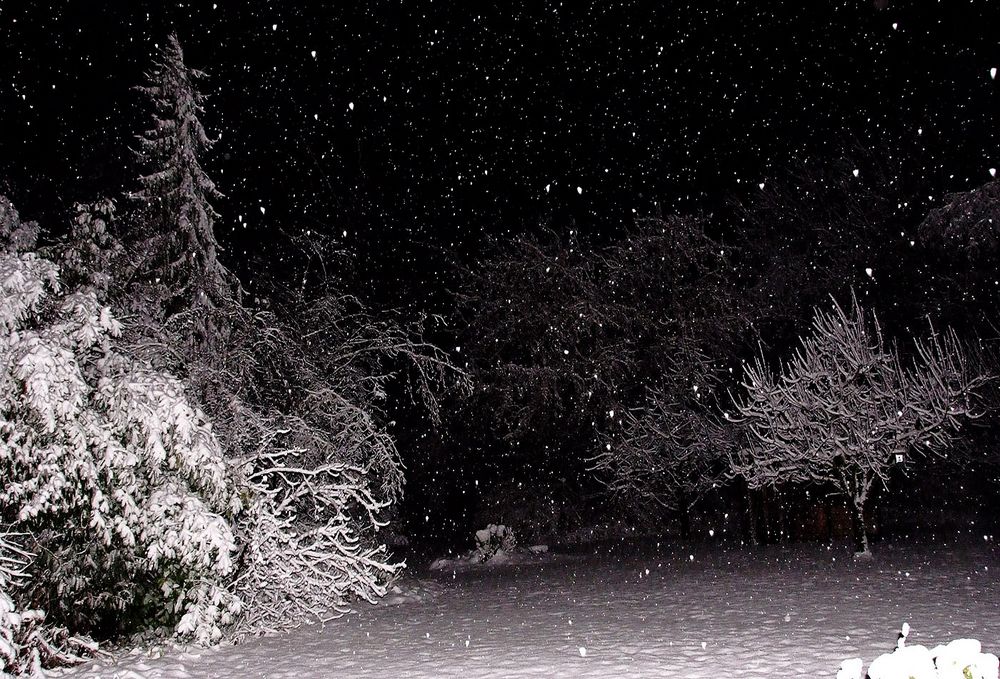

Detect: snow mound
[930,639,999,679]
[429,523,547,571]
[836,657,864,679]
[428,545,557,572]
[867,644,935,679]
[844,625,999,679]
[376,579,445,607]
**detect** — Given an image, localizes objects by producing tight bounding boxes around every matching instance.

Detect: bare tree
[590,393,736,537]
[732,295,984,555]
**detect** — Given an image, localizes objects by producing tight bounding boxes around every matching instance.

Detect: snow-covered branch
[732,295,986,554]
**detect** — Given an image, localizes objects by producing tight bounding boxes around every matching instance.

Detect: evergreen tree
[129,34,235,350]
[55,199,121,299]
[0,196,39,254]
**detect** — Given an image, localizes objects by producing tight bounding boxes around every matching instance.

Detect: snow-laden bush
[837,625,999,679]
[473,524,516,561]
[177,291,453,638]
[228,428,403,639]
[0,250,242,647]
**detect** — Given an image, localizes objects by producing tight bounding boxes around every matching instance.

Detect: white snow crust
[57,540,999,678]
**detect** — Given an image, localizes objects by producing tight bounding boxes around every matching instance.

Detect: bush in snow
[1,532,42,676]
[429,524,558,572]
[184,275,465,637]
[473,524,517,561]
[838,625,998,679]
[0,244,242,648]
[227,429,404,639]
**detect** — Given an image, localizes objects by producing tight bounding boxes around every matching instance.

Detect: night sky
[1,1,998,302]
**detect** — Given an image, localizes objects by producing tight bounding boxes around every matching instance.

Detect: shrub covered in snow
[0,533,97,676]
[0,247,241,650]
[1,532,39,676]
[838,625,999,679]
[228,440,403,639]
[185,287,462,638]
[473,524,517,562]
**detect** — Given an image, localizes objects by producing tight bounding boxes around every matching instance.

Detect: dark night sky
[1,1,998,303]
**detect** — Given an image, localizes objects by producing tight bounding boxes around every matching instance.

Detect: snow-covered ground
[58,539,1000,678]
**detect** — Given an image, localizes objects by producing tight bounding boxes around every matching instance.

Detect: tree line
[447,154,1000,555]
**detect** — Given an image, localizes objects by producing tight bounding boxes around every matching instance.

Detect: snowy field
[58,539,1000,678]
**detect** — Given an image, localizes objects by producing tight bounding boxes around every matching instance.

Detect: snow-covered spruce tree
[127,33,236,352]
[732,296,984,555]
[0,233,241,646]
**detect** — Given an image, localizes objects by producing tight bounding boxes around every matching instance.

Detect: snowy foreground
[57,540,999,678]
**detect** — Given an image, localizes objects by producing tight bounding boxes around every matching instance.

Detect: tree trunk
[775,487,787,543]
[753,487,769,545]
[743,483,759,546]
[677,490,691,540]
[850,496,870,556]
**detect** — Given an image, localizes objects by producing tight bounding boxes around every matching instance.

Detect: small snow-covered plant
[0,248,242,646]
[473,524,517,561]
